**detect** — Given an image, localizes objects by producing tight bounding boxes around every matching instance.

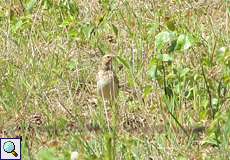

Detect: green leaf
[67,60,77,71]
[43,0,53,9]
[179,68,190,77]
[59,16,75,28]
[175,34,193,51]
[143,85,153,98]
[56,117,68,129]
[157,54,174,62]
[147,23,159,42]
[216,47,230,65]
[66,1,79,16]
[166,20,176,31]
[147,23,158,35]
[111,24,118,36]
[11,20,23,33]
[217,47,227,54]
[69,29,78,39]
[26,0,37,13]
[98,42,109,55]
[147,64,157,80]
[202,133,219,146]
[177,156,187,160]
[167,40,177,53]
[116,56,130,69]
[212,98,219,110]
[155,31,176,51]
[223,112,230,140]
[147,57,158,80]
[165,86,173,97]
[100,0,111,11]
[37,148,58,160]
[82,24,94,40]
[212,98,218,106]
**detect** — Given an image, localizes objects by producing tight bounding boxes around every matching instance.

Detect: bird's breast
[96,70,118,99]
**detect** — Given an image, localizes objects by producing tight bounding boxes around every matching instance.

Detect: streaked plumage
[96,54,119,101]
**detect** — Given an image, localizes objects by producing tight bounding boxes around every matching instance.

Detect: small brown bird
[96,54,119,101]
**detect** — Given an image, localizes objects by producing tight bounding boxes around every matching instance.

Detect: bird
[96,54,119,102]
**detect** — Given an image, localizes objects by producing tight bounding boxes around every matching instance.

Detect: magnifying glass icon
[3,141,18,157]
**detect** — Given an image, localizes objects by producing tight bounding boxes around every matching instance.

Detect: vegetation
[0,0,229,159]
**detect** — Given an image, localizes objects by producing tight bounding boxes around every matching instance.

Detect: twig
[167,109,189,137]
[210,39,217,64]
[191,46,214,119]
[162,61,167,95]
[58,99,76,120]
[161,61,189,137]
[201,65,214,119]
[24,131,32,160]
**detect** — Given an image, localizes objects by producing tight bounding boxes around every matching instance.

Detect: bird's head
[100,54,115,71]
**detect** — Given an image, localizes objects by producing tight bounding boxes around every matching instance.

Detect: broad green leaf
[175,34,193,51]
[147,64,157,80]
[155,31,176,51]
[168,40,177,53]
[212,98,218,105]
[147,57,158,80]
[116,56,130,69]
